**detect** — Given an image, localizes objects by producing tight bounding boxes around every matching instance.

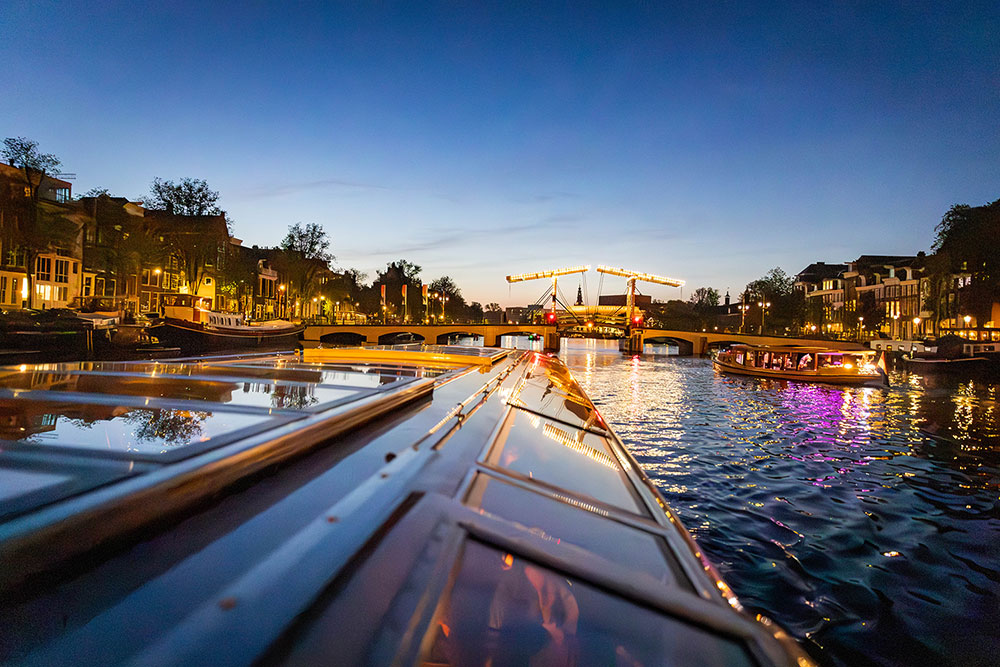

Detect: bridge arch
[376,331,427,345]
[642,335,695,356]
[320,331,366,346]
[434,330,483,345]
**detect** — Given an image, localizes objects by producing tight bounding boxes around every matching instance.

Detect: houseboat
[714,344,887,386]
[148,294,304,354]
[0,346,812,666]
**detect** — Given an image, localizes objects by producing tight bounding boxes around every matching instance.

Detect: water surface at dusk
[558,339,1000,667]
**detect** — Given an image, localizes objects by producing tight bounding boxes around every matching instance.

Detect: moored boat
[0,345,813,666]
[148,294,304,354]
[714,344,887,386]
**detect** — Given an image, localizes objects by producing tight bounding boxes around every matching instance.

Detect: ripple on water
[560,342,1000,667]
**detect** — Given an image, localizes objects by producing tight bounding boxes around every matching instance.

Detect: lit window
[55,259,69,284]
[36,257,51,282]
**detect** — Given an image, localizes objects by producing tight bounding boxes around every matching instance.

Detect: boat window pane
[420,540,751,667]
[506,358,607,433]
[233,361,448,383]
[0,399,273,457]
[1,361,423,390]
[0,456,136,520]
[466,473,691,590]
[0,372,358,411]
[486,411,644,513]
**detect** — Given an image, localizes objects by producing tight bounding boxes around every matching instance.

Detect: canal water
[546,338,998,667]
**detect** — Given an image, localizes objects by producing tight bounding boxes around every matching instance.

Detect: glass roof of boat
[0,350,481,520]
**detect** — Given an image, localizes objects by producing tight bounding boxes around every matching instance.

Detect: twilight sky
[3,1,998,306]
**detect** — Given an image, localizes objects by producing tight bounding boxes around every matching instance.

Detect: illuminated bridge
[303,323,559,349]
[622,329,866,356]
[303,324,864,356]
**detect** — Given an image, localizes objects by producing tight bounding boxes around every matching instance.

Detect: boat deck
[0,347,810,666]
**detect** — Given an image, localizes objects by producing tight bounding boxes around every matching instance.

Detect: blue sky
[3,1,998,305]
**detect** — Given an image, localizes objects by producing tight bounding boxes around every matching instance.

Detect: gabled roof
[795,262,847,283]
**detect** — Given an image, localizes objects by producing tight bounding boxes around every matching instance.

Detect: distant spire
[575,284,583,306]
[724,290,730,306]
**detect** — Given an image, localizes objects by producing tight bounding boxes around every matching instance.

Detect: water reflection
[559,339,1000,666]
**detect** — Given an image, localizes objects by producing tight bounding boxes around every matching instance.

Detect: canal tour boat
[0,345,813,666]
[148,294,304,354]
[714,344,887,386]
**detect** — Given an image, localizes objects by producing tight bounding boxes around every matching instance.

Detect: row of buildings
[0,162,347,321]
[793,255,998,342]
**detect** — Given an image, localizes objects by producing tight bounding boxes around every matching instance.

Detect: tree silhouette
[1,137,79,308]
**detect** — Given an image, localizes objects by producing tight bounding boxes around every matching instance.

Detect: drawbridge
[505,265,685,334]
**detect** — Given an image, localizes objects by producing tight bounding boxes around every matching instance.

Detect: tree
[78,186,110,199]
[215,245,260,316]
[371,260,423,321]
[741,267,797,335]
[82,194,167,305]
[742,267,794,302]
[931,199,1000,324]
[645,300,698,330]
[142,177,229,297]
[466,301,485,323]
[429,276,467,322]
[278,223,335,312]
[1,137,79,308]
[145,177,222,215]
[2,136,60,175]
[688,287,720,308]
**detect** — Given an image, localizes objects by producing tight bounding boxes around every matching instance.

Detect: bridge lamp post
[858,315,864,340]
[913,316,921,339]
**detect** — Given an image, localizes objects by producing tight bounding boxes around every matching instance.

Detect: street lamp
[858,315,864,339]
[757,301,770,335]
[913,316,921,339]
[738,303,749,333]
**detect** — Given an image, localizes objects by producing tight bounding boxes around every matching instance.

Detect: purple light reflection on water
[559,340,1000,667]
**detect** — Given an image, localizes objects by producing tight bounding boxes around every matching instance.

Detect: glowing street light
[757,301,771,334]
